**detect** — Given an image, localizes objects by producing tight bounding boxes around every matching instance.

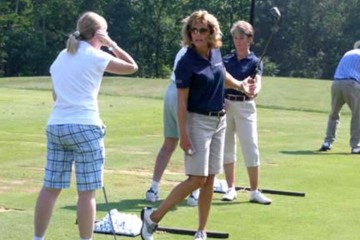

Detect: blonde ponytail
[66,31,80,54]
[66,12,108,54]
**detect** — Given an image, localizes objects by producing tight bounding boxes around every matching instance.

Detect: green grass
[0,76,359,240]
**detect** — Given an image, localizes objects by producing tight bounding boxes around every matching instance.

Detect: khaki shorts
[184,112,226,176]
[224,99,260,167]
[163,81,179,138]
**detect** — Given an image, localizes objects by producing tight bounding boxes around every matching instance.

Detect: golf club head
[270,7,281,21]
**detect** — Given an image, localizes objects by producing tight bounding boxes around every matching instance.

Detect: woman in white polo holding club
[33,11,138,240]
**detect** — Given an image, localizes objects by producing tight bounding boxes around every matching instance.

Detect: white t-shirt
[47,41,112,126]
[170,47,187,82]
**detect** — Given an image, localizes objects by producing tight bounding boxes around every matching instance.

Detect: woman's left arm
[224,70,242,90]
[224,69,254,95]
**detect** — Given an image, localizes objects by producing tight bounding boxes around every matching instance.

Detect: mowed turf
[0,76,359,240]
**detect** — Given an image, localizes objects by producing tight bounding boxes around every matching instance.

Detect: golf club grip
[250,67,258,78]
[235,186,305,197]
[157,226,229,239]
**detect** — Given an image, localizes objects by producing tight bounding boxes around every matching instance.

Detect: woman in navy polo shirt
[221,20,272,204]
[140,10,246,240]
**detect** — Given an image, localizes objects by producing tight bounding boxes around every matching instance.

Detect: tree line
[1,0,359,79]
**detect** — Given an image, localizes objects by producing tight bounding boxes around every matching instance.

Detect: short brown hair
[230,20,254,44]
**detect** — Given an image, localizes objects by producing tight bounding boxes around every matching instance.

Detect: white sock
[33,237,44,240]
[80,238,92,240]
[151,180,159,192]
[250,190,258,195]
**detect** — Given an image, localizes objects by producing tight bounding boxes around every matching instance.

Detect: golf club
[102,186,117,240]
[251,6,281,78]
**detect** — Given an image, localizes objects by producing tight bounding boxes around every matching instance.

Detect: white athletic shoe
[222,188,237,201]
[145,188,159,202]
[351,147,360,154]
[194,230,207,240]
[213,178,228,193]
[187,193,198,206]
[140,207,158,240]
[249,190,272,205]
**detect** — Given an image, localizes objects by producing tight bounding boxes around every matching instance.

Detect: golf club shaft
[102,186,117,240]
[251,7,281,78]
[251,27,278,78]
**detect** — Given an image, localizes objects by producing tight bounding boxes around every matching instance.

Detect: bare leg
[152,137,178,182]
[77,190,96,239]
[34,187,61,237]
[198,175,215,230]
[247,166,259,191]
[150,175,206,223]
[224,162,236,188]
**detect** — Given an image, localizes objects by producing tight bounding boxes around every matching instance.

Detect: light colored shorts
[185,112,226,176]
[224,99,260,167]
[44,124,105,191]
[163,81,179,138]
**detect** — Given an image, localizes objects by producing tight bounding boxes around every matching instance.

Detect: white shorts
[224,99,260,167]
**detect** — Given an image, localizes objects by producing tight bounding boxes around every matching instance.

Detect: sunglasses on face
[190,27,209,34]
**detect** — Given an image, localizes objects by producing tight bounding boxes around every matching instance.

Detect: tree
[1,0,360,79]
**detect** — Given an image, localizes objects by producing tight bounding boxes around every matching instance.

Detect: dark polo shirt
[223,51,262,96]
[175,47,225,113]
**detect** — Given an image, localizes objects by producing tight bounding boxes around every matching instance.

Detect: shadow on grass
[62,198,183,213]
[62,197,250,216]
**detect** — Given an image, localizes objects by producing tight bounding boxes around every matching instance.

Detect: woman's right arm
[105,43,138,75]
[95,30,138,75]
[177,88,193,154]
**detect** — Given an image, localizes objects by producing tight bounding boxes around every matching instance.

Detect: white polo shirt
[47,41,112,126]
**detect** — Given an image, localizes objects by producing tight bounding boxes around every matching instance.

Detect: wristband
[108,41,117,51]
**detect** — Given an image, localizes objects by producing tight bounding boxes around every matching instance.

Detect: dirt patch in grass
[0,206,24,212]
[105,169,183,187]
[104,169,182,177]
[0,180,39,194]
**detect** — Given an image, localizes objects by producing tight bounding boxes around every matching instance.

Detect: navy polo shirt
[175,47,225,113]
[223,51,263,96]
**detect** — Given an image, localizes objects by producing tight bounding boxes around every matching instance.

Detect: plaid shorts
[44,124,106,191]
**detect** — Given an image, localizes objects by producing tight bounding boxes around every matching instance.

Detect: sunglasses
[190,27,209,34]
